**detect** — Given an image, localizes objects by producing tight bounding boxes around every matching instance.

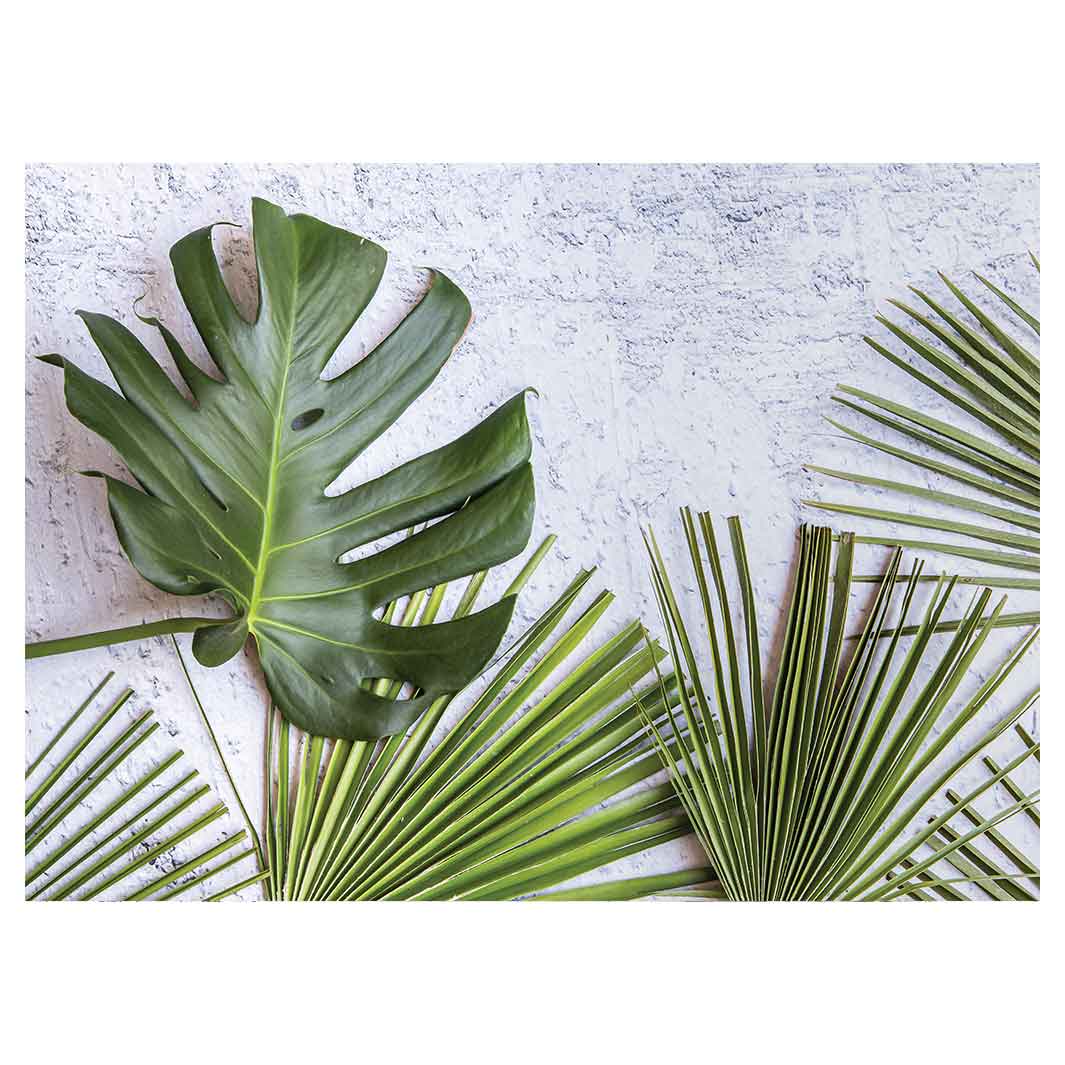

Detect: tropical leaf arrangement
[26,198,1039,902]
[806,260,1040,629]
[27,514,1038,902]
[28,534,711,902]
[640,511,1039,900]
[32,198,535,741]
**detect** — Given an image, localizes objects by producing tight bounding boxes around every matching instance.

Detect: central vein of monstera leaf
[45,198,535,740]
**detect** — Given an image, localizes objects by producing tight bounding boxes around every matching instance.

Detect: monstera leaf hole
[209,221,260,322]
[361,679,421,700]
[37,198,538,740]
[290,408,324,431]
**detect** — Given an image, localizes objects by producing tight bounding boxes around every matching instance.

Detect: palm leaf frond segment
[25,674,264,901]
[885,723,1039,901]
[807,264,1039,625]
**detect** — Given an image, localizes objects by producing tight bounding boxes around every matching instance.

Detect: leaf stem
[170,636,268,884]
[25,617,218,659]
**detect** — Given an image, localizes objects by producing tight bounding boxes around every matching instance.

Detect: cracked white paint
[25,164,1039,900]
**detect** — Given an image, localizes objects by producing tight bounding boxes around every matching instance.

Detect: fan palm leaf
[806,262,1039,628]
[641,510,1039,901]
[255,540,710,901]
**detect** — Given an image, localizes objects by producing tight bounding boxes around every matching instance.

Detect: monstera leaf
[41,199,535,740]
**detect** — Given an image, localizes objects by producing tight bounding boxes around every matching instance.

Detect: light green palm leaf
[258,539,711,901]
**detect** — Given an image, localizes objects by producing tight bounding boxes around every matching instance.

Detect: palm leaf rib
[36,198,535,740]
[25,676,261,901]
[642,511,1038,901]
[806,263,1039,629]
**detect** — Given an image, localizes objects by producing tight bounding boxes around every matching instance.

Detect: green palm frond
[258,541,710,901]
[26,674,267,900]
[806,263,1039,629]
[641,510,1039,901]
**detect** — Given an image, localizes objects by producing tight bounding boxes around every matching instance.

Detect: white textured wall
[25,164,1039,899]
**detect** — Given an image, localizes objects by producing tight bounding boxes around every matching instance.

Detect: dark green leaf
[42,199,536,739]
